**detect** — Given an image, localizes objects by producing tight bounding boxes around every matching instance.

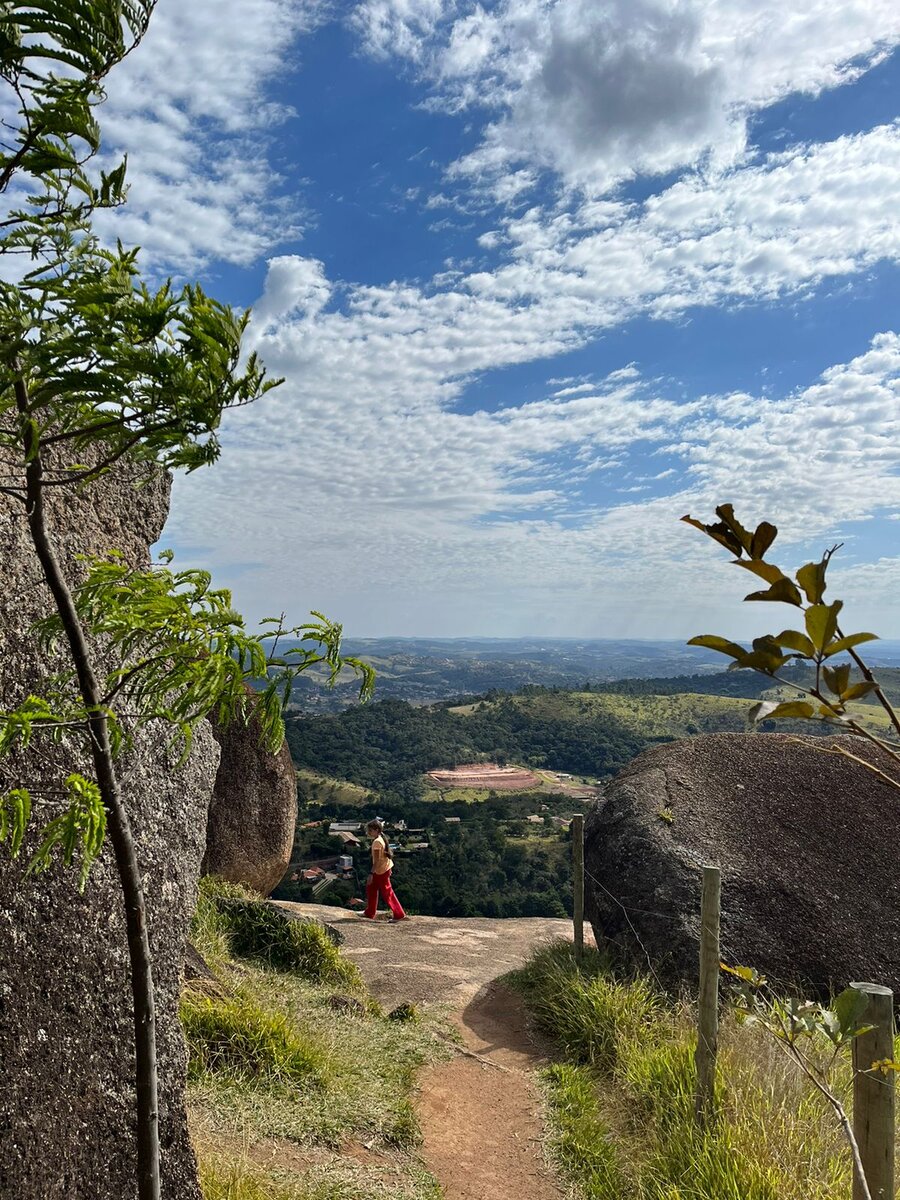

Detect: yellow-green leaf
[733,560,786,585]
[796,559,828,604]
[805,602,843,653]
[744,578,802,606]
[749,521,778,559]
[773,629,815,657]
[822,663,851,697]
[687,634,747,660]
[822,632,879,658]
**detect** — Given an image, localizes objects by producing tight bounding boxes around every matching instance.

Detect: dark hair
[366,819,390,858]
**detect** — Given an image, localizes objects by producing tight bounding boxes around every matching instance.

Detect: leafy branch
[683,506,900,792]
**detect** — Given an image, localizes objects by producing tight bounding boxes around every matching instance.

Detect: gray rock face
[0,464,218,1199]
[585,733,900,997]
[203,692,297,895]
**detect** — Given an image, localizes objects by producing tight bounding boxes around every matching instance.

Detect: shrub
[514,941,660,1070]
[181,990,326,1086]
[199,885,361,988]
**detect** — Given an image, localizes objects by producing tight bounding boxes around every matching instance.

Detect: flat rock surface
[273,902,586,1009]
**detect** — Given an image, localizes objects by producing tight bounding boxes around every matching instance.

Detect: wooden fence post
[694,864,721,1128]
[572,814,584,964]
[850,982,895,1200]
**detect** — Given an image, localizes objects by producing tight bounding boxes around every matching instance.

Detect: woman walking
[364,819,406,921]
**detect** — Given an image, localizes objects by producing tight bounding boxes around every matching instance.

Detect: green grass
[195,876,362,990]
[188,970,448,1150]
[420,784,492,802]
[198,1154,443,1200]
[218,900,361,988]
[458,691,751,740]
[186,881,451,1200]
[514,943,660,1071]
[456,687,896,743]
[543,1064,626,1195]
[295,768,372,808]
[512,941,899,1200]
[182,990,327,1086]
[193,876,257,969]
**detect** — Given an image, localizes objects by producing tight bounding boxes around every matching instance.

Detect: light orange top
[371,834,393,874]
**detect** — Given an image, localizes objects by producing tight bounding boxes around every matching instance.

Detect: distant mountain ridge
[285,636,900,712]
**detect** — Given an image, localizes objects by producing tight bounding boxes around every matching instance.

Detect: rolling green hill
[451,690,753,740]
[286,673,898,804]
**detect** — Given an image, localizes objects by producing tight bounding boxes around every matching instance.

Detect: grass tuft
[199,1157,289,1200]
[513,939,894,1200]
[193,877,361,989]
[387,1002,419,1023]
[514,940,660,1070]
[181,990,327,1087]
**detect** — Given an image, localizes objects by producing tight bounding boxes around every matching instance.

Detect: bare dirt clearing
[427,762,542,790]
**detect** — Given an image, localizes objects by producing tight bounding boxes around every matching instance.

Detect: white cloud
[352,0,900,198]
[93,0,325,271]
[164,118,900,637]
[168,206,900,632]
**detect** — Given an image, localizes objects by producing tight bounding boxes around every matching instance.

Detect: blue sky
[91,0,900,639]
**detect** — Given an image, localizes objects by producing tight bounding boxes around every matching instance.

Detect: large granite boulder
[585,732,900,997]
[202,689,297,896]
[0,464,218,1199]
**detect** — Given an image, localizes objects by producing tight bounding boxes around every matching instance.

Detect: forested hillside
[281,673,898,920]
[284,684,761,796]
[286,668,900,801]
[284,692,651,795]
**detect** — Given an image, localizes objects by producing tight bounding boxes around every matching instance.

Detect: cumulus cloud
[169,182,900,631]
[93,0,325,271]
[166,120,900,635]
[352,0,900,197]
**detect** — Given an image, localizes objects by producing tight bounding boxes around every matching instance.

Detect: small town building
[333,830,361,847]
[329,821,363,835]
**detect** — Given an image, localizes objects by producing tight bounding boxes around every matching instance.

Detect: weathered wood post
[849,982,895,1200]
[572,813,584,964]
[694,864,721,1127]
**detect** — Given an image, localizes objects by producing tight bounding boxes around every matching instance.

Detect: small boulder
[584,733,900,997]
[203,691,297,895]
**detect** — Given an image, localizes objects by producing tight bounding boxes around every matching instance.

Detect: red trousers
[365,870,406,920]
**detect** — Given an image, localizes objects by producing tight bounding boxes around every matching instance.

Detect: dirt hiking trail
[276,904,592,1199]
